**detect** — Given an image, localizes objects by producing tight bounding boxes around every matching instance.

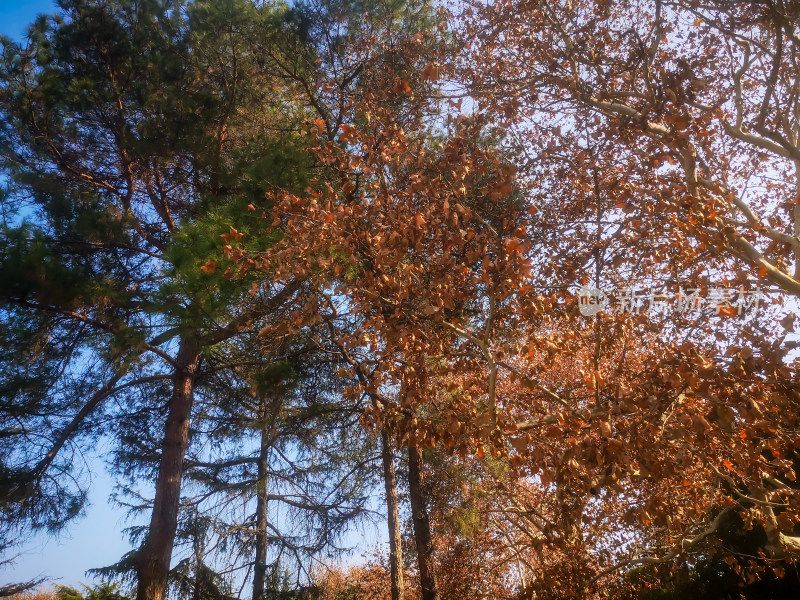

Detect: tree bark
[407,441,438,600]
[382,431,405,600]
[252,426,271,600]
[136,338,200,600]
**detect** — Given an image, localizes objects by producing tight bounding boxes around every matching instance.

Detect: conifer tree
[0,1,315,598]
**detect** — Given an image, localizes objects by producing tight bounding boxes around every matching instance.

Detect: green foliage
[0,0,315,544]
[55,582,130,600]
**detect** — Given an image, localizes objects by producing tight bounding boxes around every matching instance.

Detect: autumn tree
[463,0,800,296]
[241,1,499,598]
[449,0,800,593]
[257,37,530,600]
[252,0,800,595]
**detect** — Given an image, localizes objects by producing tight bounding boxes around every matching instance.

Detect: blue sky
[0,0,135,589]
[0,0,56,41]
[3,463,134,589]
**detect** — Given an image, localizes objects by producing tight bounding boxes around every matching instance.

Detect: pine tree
[0,1,315,598]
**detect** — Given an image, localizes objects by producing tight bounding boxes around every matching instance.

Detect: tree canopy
[1,1,799,600]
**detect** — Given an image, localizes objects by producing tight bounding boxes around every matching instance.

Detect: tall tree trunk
[252,426,271,600]
[407,441,438,600]
[137,338,200,600]
[382,431,405,600]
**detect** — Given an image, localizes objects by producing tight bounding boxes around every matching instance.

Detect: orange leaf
[200,259,218,274]
[421,62,440,82]
[339,123,358,143]
[394,78,412,94]
[220,226,243,243]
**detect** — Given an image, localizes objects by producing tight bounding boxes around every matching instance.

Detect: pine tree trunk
[252,426,271,600]
[407,441,438,600]
[136,338,200,600]
[382,431,405,600]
